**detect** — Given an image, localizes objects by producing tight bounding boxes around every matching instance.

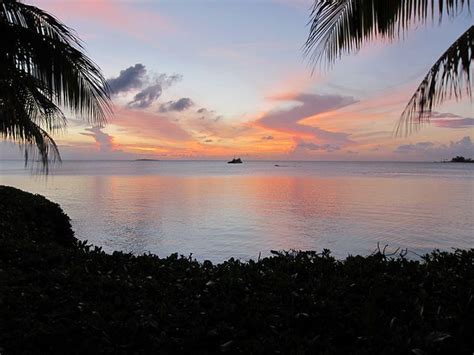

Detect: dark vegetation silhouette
[451,155,473,162]
[304,0,473,134]
[0,0,111,172]
[1,186,474,353]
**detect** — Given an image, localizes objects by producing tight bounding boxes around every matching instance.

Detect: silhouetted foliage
[0,0,111,171]
[1,186,474,354]
[304,0,473,134]
[451,155,473,162]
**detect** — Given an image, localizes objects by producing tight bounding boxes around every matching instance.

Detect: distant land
[449,156,473,163]
[134,159,160,162]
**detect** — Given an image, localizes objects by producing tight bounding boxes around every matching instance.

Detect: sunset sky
[3,0,473,161]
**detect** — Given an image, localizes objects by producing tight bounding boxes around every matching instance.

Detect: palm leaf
[304,0,470,65]
[397,26,474,134]
[304,0,472,134]
[0,0,112,171]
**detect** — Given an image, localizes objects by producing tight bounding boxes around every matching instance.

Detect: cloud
[80,126,116,152]
[108,64,182,109]
[128,83,163,109]
[430,112,462,119]
[196,107,216,115]
[257,93,357,146]
[296,141,341,152]
[127,73,182,109]
[434,118,474,129]
[394,136,474,159]
[394,141,435,154]
[192,107,223,123]
[113,107,191,142]
[108,64,146,94]
[428,111,474,129]
[261,135,274,140]
[159,98,194,112]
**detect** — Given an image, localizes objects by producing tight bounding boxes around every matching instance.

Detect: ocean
[1,160,473,262]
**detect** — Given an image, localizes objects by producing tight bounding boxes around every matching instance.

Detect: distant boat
[228,157,242,164]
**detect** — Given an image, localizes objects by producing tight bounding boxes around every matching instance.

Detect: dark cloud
[128,73,182,109]
[108,64,182,109]
[107,64,146,94]
[204,139,213,143]
[80,126,115,152]
[258,93,357,146]
[194,107,222,123]
[346,150,359,154]
[296,141,341,152]
[159,98,194,112]
[128,84,163,109]
[261,135,274,140]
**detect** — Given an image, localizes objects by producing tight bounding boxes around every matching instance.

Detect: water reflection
[1,161,472,261]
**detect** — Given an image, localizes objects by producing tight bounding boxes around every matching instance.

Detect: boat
[228,157,242,164]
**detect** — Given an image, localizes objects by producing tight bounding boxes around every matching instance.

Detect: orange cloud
[111,107,191,144]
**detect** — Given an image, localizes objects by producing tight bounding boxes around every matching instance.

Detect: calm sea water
[1,160,473,261]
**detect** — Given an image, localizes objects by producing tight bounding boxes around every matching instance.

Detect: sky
[2,0,473,161]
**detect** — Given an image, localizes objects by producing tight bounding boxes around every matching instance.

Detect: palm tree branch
[305,0,471,66]
[0,91,61,172]
[396,25,474,135]
[1,18,111,124]
[0,0,112,170]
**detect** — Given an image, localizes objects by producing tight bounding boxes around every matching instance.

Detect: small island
[450,156,473,163]
[228,157,243,164]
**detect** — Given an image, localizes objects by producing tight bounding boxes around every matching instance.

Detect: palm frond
[304,0,472,134]
[0,0,112,170]
[396,26,474,135]
[304,0,471,66]
[0,83,62,173]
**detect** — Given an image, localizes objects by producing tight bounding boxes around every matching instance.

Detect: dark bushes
[0,186,473,354]
[0,186,76,247]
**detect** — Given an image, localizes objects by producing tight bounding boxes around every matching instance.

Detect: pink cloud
[256,93,357,146]
[32,0,173,41]
[112,108,191,143]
